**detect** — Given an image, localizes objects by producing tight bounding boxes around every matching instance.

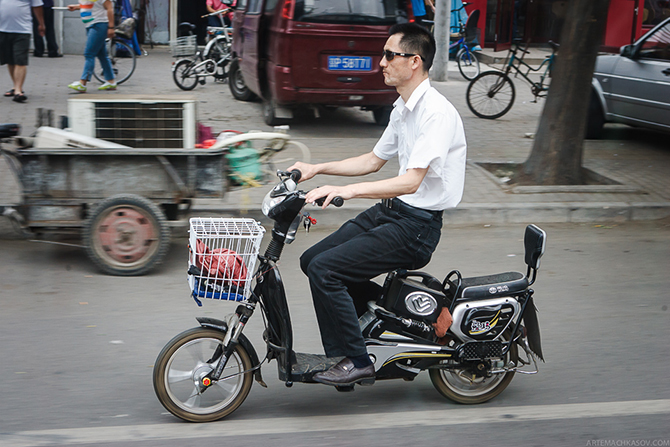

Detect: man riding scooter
[289,23,467,387]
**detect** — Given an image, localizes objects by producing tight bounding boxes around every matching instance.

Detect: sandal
[4,89,15,97]
[13,93,27,103]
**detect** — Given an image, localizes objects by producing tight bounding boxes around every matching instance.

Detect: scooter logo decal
[405,292,438,316]
[489,285,509,294]
[469,311,501,334]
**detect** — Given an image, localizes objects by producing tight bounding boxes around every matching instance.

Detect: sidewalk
[1,46,669,233]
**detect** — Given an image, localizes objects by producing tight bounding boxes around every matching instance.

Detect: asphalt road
[1,219,669,446]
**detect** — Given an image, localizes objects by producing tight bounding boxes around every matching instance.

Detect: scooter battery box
[382,276,447,324]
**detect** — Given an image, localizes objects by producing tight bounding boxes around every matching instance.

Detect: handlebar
[277,169,344,208]
[315,196,344,208]
[201,8,231,18]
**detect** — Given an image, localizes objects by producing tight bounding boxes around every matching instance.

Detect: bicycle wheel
[94,39,136,85]
[173,59,199,90]
[466,71,516,119]
[457,48,480,81]
[258,140,311,181]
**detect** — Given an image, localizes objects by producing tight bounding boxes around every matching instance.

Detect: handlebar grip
[289,169,302,182]
[314,196,344,208]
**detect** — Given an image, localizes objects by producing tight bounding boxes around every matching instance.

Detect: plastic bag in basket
[195,239,248,287]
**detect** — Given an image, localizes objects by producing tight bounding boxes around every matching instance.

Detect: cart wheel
[83,194,170,276]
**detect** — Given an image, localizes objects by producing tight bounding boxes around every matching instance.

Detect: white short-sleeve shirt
[373,79,467,211]
[0,0,44,34]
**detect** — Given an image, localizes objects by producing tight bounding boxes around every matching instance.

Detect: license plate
[327,56,373,71]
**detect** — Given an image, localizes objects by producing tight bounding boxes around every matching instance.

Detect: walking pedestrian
[66,0,117,92]
[0,0,45,103]
[32,0,61,57]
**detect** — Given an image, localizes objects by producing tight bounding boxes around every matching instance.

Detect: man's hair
[388,23,436,72]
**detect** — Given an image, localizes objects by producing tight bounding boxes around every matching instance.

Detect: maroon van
[229,0,414,126]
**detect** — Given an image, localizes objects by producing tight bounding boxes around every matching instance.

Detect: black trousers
[300,201,442,358]
[32,8,59,57]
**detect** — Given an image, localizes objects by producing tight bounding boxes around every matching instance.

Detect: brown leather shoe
[313,358,375,386]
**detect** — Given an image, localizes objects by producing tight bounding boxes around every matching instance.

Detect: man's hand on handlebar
[305,185,349,209]
[287,162,318,183]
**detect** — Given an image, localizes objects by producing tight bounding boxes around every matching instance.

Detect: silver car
[587,17,670,138]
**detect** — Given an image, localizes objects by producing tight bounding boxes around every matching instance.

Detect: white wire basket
[188,218,265,306]
[170,35,197,57]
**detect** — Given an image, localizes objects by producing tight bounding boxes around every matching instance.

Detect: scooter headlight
[262,190,287,217]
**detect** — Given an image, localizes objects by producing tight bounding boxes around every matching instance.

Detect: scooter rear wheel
[153,327,253,422]
[429,333,518,404]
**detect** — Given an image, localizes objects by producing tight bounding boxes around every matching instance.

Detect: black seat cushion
[457,271,528,300]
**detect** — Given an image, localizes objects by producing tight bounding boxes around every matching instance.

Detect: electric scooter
[153,170,546,422]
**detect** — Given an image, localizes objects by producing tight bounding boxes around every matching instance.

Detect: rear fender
[520,297,544,362]
[196,316,265,386]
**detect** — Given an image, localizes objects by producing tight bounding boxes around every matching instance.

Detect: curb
[189,200,670,229]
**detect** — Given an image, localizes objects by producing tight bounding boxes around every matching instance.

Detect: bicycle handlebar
[202,9,231,18]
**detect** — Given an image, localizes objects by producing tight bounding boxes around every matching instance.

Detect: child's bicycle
[170,10,233,91]
[465,40,559,119]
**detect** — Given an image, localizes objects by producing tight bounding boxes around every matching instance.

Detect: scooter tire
[153,327,253,422]
[429,332,518,404]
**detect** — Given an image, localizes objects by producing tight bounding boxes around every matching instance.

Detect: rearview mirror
[620,44,635,59]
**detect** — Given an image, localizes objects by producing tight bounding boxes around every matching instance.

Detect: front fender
[591,78,608,117]
[196,316,266,387]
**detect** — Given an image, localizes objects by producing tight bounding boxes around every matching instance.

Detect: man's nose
[380,56,387,68]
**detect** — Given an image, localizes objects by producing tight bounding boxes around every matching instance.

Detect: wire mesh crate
[170,35,197,57]
[188,218,265,306]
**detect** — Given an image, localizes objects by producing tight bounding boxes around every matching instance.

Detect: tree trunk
[515,0,610,185]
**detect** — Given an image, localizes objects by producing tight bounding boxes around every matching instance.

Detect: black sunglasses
[382,50,425,61]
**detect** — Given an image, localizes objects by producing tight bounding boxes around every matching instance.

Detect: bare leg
[8,65,27,95]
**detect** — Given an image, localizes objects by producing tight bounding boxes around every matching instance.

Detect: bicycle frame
[502,42,555,98]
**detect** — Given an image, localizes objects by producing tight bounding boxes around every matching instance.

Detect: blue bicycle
[424,3,481,80]
[450,5,481,80]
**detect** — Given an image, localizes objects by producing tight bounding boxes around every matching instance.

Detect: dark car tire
[229,58,257,102]
[585,91,605,139]
[373,106,392,126]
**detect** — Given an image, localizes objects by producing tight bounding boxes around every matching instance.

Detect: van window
[293,0,408,25]
[248,0,262,13]
[265,0,279,12]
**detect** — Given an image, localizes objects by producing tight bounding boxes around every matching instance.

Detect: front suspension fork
[208,302,255,382]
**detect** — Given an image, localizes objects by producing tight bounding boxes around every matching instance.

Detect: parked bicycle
[466,40,559,119]
[92,19,138,85]
[171,10,233,91]
[424,3,481,81]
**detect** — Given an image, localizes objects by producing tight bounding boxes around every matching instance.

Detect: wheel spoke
[167,369,194,385]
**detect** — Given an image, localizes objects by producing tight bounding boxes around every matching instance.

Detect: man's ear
[411,56,423,72]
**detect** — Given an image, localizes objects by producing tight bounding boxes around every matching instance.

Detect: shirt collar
[393,78,431,113]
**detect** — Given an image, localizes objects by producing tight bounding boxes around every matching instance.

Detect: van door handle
[662,68,670,76]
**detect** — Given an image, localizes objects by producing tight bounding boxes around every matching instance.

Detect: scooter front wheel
[153,327,253,422]
[429,333,518,404]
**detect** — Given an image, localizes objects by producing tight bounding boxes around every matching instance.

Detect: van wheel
[263,98,283,126]
[229,59,256,102]
[372,106,392,126]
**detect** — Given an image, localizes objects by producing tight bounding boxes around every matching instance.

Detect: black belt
[381,198,443,221]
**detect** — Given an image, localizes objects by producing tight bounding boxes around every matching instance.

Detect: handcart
[0,125,299,276]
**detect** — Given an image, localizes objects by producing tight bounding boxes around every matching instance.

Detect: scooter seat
[456,271,528,300]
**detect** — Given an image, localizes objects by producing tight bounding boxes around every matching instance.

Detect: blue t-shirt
[411,0,426,18]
